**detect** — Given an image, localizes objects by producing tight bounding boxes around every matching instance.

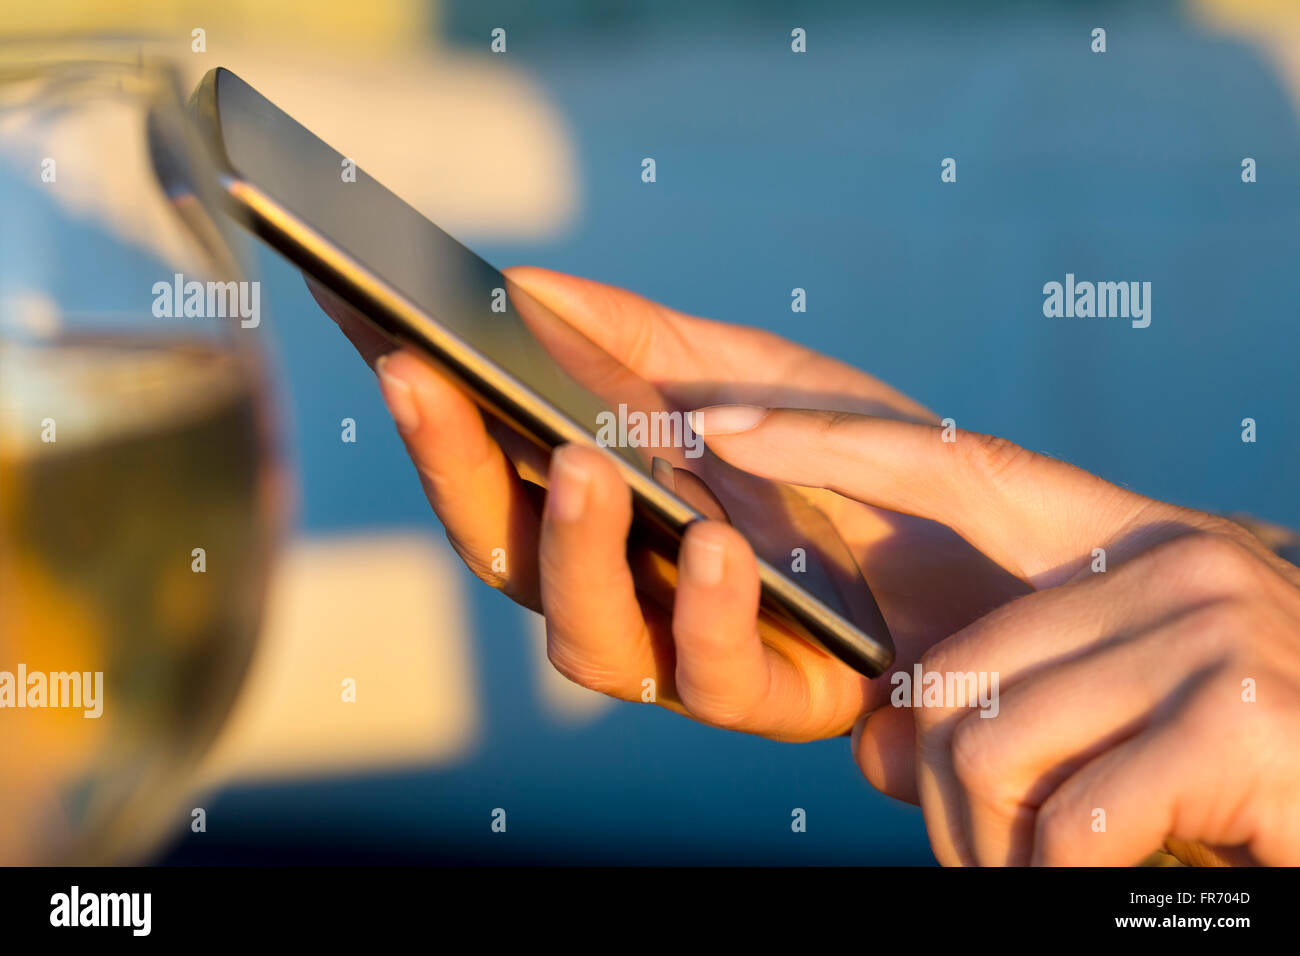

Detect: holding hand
[309,267,1024,741]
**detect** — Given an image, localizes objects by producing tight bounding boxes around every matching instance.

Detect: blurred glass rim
[0,32,259,342]
[0,32,181,71]
[0,34,195,121]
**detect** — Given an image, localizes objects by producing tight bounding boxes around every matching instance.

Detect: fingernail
[376,354,420,434]
[682,531,725,587]
[687,404,769,436]
[548,447,590,522]
[850,713,869,753]
[651,455,676,492]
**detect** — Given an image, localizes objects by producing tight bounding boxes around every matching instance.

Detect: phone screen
[200,68,892,674]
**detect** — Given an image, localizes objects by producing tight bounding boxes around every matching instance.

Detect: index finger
[690,406,1205,587]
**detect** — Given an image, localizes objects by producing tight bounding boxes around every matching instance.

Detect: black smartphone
[184,67,895,677]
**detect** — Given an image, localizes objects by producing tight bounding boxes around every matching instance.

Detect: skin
[693,408,1300,866]
[309,267,1300,866]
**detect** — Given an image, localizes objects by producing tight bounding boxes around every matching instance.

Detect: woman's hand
[308,267,1026,741]
[693,406,1300,865]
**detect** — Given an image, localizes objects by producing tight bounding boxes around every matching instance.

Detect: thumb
[688,405,1194,588]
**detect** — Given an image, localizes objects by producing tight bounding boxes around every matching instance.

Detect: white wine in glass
[0,43,283,864]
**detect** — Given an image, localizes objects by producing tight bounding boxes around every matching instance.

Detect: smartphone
[183,67,895,677]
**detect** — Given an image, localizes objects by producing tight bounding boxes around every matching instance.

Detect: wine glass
[0,39,283,863]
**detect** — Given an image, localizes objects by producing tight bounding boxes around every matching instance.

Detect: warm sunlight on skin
[691,405,1300,866]
[319,266,1300,866]
[311,267,1023,745]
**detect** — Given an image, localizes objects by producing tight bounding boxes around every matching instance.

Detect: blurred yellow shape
[2,2,578,240]
[0,0,433,50]
[1190,0,1300,29]
[0,502,106,862]
[195,532,479,786]
[1189,0,1300,115]
[191,47,578,241]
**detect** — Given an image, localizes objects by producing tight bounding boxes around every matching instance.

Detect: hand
[693,406,1300,864]
[307,267,1027,741]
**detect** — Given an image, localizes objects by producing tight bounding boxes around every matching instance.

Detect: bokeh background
[8,0,1299,864]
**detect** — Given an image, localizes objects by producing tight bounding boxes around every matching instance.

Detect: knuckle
[1237,683,1299,755]
[545,632,632,700]
[1032,799,1072,866]
[621,311,659,373]
[910,702,942,735]
[1185,531,1254,572]
[916,638,979,693]
[677,683,755,730]
[1197,513,1253,540]
[1184,665,1259,734]
[950,715,1003,795]
[959,433,1038,489]
[918,642,954,678]
[814,409,863,439]
[1151,598,1249,666]
[450,535,510,590]
[1143,531,1260,594]
[1187,598,1251,655]
[911,647,962,732]
[791,658,856,737]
